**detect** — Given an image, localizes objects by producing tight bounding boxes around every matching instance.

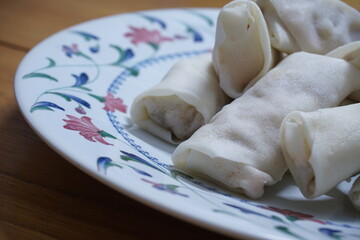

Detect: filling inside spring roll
[141,95,204,141]
[130,53,229,144]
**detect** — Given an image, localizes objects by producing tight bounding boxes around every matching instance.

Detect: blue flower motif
[223,203,272,220]
[110,45,135,65]
[97,157,113,174]
[97,156,152,176]
[324,221,360,230]
[71,72,89,87]
[65,94,91,108]
[319,228,342,238]
[120,150,160,171]
[97,156,130,174]
[89,44,100,53]
[120,49,135,63]
[130,167,152,177]
[50,92,91,108]
[30,101,65,112]
[185,25,203,42]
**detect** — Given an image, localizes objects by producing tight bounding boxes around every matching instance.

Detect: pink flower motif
[62,44,80,58]
[63,115,116,145]
[124,26,173,48]
[75,105,86,115]
[103,92,127,113]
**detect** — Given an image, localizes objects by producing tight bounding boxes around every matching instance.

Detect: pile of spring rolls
[130,0,360,209]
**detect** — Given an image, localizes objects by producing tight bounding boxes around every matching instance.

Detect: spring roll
[172,51,360,199]
[280,104,360,199]
[130,53,229,144]
[256,0,360,54]
[350,176,360,211]
[327,41,360,101]
[212,0,279,98]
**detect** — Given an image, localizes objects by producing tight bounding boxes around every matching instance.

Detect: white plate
[14,8,360,240]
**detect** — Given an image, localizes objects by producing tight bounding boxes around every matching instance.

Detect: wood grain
[0,0,359,239]
[0,0,227,50]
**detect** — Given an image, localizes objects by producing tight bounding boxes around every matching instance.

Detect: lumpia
[212,0,279,98]
[172,51,360,199]
[256,0,360,54]
[130,53,229,144]
[280,104,360,198]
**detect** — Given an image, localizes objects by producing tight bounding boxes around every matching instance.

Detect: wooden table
[1,0,359,239]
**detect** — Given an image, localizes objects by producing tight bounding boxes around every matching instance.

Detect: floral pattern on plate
[15,8,360,240]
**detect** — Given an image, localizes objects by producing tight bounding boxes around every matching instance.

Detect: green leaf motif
[170,168,194,180]
[78,52,92,60]
[98,130,117,139]
[286,216,299,222]
[23,72,58,82]
[75,86,92,91]
[109,162,123,169]
[88,93,105,102]
[165,184,179,190]
[110,45,126,64]
[125,66,139,76]
[147,42,159,51]
[276,226,304,240]
[271,215,285,223]
[186,9,214,26]
[48,92,71,101]
[109,45,138,76]
[30,106,54,113]
[120,156,133,161]
[46,57,56,68]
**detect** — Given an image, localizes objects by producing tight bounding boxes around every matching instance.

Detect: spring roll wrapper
[350,176,360,211]
[172,51,360,199]
[256,0,360,55]
[212,0,279,98]
[280,104,360,199]
[327,41,360,101]
[130,53,229,144]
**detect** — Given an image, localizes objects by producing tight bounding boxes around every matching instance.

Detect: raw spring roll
[130,53,229,144]
[212,0,279,98]
[350,176,360,211]
[279,104,360,199]
[256,0,360,55]
[327,41,360,101]
[172,51,360,199]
